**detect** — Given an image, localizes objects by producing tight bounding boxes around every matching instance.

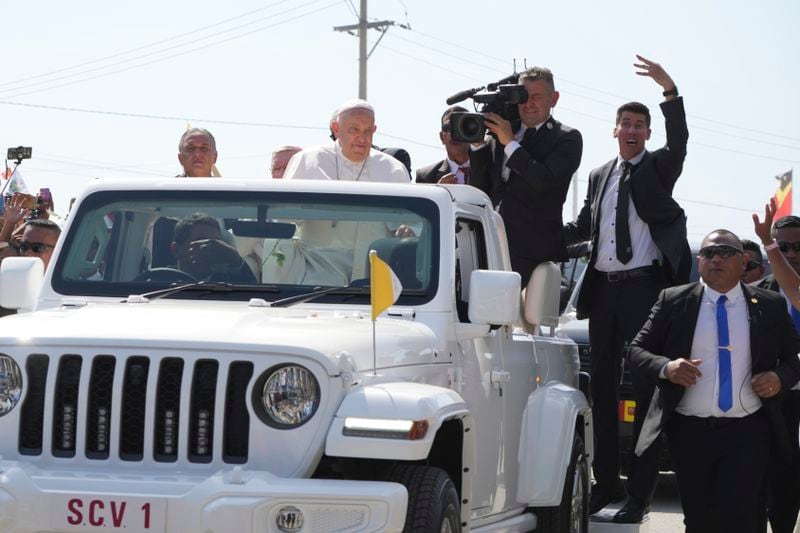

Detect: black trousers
[668,411,771,533]
[766,390,800,533]
[588,270,664,500]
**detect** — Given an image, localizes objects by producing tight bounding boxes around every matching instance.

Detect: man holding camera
[416,106,471,184]
[469,67,583,285]
[564,55,690,523]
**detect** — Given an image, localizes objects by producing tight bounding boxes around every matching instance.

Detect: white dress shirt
[446,158,470,184]
[283,141,409,182]
[594,151,660,272]
[675,282,762,417]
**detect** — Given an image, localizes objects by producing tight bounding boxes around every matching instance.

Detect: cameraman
[470,67,582,284]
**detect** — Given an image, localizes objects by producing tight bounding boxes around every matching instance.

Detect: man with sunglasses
[416,106,471,184]
[754,214,800,533]
[18,219,60,270]
[563,56,690,522]
[741,239,766,284]
[630,229,800,532]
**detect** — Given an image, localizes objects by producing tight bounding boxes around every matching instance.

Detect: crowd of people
[1,53,799,532]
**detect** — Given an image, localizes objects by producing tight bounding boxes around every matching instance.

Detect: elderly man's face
[178,133,218,177]
[20,225,59,270]
[333,109,376,162]
[271,149,299,179]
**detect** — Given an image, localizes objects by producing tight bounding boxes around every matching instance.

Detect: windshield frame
[52,189,441,305]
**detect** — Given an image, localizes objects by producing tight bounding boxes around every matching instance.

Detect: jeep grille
[18,354,254,464]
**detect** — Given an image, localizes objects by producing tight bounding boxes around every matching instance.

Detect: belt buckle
[607,271,622,282]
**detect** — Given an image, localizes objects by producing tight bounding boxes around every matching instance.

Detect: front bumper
[0,461,407,533]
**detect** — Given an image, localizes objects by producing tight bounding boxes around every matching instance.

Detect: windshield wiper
[123,281,279,302]
[269,278,371,308]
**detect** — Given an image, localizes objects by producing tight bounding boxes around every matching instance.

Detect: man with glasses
[741,239,766,284]
[18,219,60,270]
[416,106,471,184]
[629,229,800,532]
[754,214,800,533]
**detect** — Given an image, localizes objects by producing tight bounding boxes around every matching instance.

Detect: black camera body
[448,81,528,143]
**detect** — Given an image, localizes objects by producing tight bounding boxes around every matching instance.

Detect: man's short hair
[441,105,468,132]
[271,145,302,157]
[24,218,61,235]
[173,213,220,245]
[740,239,763,263]
[518,67,555,92]
[178,128,217,152]
[616,102,651,127]
[774,215,800,231]
[703,228,743,251]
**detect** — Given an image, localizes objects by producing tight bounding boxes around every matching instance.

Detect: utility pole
[333,0,406,99]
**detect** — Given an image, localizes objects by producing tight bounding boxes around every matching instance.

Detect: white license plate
[51,494,166,532]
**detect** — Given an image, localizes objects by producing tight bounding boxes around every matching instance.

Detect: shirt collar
[616,149,646,169]
[702,280,744,305]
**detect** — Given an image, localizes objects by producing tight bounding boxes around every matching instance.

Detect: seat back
[523,261,561,331]
[365,237,421,289]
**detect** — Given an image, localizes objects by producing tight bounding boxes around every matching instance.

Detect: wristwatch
[662,86,679,97]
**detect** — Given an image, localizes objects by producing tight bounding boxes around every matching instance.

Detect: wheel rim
[440,502,457,533]
[569,454,587,533]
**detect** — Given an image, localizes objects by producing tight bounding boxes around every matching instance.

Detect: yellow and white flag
[369,250,403,320]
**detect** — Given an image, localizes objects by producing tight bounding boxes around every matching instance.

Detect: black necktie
[616,161,633,264]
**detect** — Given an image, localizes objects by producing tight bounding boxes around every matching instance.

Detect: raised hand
[633,54,676,92]
[751,197,777,245]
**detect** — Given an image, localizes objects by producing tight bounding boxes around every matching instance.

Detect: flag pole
[372,319,377,376]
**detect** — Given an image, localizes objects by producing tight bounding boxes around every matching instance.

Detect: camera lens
[449,112,486,143]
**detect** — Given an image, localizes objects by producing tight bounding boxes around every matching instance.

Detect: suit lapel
[681,283,705,356]
[591,160,617,230]
[742,283,763,368]
[436,159,450,181]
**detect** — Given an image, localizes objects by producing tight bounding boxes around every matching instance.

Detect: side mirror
[468,270,521,326]
[0,257,44,311]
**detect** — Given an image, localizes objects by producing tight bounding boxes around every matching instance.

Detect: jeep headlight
[0,356,22,416]
[254,365,320,428]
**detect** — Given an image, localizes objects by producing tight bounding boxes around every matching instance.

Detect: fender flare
[325,382,470,461]
[516,381,593,506]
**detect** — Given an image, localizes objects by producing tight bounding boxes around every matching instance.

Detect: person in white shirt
[283,99,409,183]
[629,229,800,533]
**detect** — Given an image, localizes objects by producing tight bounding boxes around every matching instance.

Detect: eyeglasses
[745,260,763,272]
[17,240,55,254]
[778,241,800,253]
[698,245,742,260]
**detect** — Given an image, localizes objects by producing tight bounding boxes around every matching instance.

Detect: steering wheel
[132,267,197,283]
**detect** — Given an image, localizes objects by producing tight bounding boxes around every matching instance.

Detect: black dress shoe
[612,502,649,523]
[589,483,626,515]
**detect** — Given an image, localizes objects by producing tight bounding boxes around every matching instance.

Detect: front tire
[537,433,589,533]
[383,464,462,533]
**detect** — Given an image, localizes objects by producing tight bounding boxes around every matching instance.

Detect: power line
[0,0,296,90]
[2,0,344,99]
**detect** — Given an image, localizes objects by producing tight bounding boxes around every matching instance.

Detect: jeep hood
[0,301,443,375]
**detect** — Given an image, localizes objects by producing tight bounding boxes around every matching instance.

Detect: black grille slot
[223,362,253,463]
[119,357,150,461]
[18,355,49,455]
[188,360,218,463]
[85,356,116,460]
[154,358,184,462]
[52,355,83,458]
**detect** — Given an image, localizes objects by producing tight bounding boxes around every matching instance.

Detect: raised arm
[753,198,800,309]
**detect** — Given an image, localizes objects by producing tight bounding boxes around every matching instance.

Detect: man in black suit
[470,66,582,285]
[563,55,691,521]
[629,229,800,532]
[754,215,800,533]
[416,106,471,185]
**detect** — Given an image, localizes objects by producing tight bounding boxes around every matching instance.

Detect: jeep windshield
[53,189,440,304]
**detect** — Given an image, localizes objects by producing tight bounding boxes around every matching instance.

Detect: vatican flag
[369,250,403,320]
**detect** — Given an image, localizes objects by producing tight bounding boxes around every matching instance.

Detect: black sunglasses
[778,241,800,253]
[17,240,55,254]
[745,260,762,272]
[698,244,742,260]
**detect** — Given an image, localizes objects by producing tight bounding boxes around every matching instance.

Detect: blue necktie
[716,295,733,412]
[791,305,800,332]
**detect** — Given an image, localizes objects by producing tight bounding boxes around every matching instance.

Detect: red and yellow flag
[369,250,403,320]
[774,170,793,220]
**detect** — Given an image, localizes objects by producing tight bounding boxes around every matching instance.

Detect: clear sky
[2,0,798,246]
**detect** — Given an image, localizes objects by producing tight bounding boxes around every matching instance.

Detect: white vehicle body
[0,179,592,533]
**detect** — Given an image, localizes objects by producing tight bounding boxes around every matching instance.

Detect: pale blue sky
[3,0,798,245]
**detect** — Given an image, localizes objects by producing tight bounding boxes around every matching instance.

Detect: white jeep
[0,178,591,533]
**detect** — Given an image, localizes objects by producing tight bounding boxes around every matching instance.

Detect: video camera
[445,74,528,143]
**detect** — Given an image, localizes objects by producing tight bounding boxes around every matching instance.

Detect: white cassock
[283,141,409,183]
